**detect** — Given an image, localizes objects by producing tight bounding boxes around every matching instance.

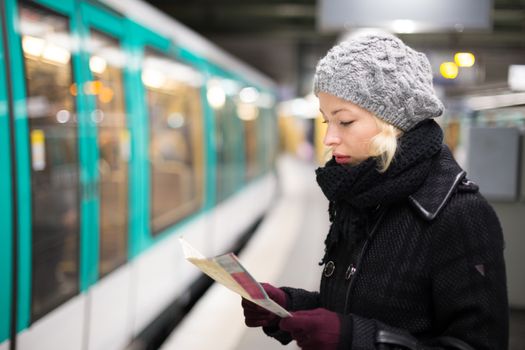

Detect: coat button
[323,261,335,277]
[345,264,356,280]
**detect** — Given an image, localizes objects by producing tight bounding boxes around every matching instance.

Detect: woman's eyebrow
[319,108,350,116]
[319,107,352,118]
[331,108,350,116]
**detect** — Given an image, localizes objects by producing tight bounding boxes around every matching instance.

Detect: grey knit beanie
[313,32,444,131]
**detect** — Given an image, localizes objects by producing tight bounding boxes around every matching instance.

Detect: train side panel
[0,1,13,348]
[2,0,279,349]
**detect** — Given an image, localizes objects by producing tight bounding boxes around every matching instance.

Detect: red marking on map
[231,272,265,299]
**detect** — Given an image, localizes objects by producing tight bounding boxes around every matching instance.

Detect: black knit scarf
[315,120,444,264]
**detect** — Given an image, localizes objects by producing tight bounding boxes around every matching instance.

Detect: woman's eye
[321,120,328,124]
[340,121,353,126]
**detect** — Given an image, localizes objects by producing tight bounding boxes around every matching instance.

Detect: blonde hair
[368,117,403,173]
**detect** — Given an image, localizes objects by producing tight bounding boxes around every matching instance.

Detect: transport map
[179,238,291,318]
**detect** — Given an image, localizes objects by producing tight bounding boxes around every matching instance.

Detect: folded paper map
[179,237,291,318]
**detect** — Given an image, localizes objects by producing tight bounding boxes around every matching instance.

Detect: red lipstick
[333,154,351,164]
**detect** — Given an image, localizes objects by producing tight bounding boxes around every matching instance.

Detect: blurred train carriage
[0,0,279,349]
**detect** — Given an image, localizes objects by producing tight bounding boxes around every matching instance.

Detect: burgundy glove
[241,282,288,328]
[279,308,340,350]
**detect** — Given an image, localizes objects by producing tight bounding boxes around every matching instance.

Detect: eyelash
[321,120,353,126]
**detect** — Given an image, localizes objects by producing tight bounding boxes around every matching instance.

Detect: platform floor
[160,156,327,350]
[160,155,525,350]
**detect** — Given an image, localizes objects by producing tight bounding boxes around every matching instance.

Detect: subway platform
[159,155,525,350]
[160,155,327,350]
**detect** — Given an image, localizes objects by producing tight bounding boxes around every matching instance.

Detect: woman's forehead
[319,93,370,116]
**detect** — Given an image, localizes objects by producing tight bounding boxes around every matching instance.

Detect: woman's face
[319,92,380,165]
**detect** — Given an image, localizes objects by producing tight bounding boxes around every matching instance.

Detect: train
[0,0,280,349]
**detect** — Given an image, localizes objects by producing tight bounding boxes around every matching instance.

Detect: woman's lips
[334,155,351,164]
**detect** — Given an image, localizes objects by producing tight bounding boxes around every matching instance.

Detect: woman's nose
[323,126,341,147]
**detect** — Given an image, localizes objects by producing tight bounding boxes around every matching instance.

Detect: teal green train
[0,0,279,349]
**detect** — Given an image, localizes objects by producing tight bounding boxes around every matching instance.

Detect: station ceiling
[145,0,525,96]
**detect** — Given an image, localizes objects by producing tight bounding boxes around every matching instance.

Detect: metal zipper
[343,206,388,313]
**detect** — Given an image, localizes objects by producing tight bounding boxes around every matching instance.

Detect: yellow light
[30,129,46,171]
[31,129,45,144]
[454,52,475,67]
[84,80,103,95]
[99,87,114,103]
[440,62,458,79]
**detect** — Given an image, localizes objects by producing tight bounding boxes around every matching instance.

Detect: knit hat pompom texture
[314,33,444,131]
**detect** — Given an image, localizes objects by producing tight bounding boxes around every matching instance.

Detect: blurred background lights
[42,44,70,64]
[84,80,103,95]
[207,80,226,109]
[98,86,114,103]
[454,52,475,67]
[142,68,166,89]
[22,35,71,64]
[440,62,459,79]
[91,109,104,123]
[90,56,107,73]
[277,94,319,119]
[391,19,416,33]
[167,113,185,128]
[237,103,259,121]
[239,87,259,104]
[56,110,71,124]
[22,36,45,56]
[508,65,525,91]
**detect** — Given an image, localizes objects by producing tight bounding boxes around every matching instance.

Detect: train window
[19,4,80,320]
[143,51,205,235]
[237,86,261,180]
[259,106,278,173]
[242,117,260,180]
[88,30,129,277]
[211,79,243,202]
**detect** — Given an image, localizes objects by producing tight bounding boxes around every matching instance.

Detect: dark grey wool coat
[267,147,509,350]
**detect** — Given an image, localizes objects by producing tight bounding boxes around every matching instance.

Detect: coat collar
[408,145,466,221]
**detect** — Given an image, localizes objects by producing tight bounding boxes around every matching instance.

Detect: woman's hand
[241,283,288,328]
[279,308,340,350]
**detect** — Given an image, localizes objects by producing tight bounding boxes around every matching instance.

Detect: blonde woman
[241,32,508,350]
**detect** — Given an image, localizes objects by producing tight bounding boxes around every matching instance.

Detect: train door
[79,4,133,349]
[5,0,86,349]
[0,4,13,350]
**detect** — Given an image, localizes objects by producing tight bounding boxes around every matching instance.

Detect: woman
[241,32,508,350]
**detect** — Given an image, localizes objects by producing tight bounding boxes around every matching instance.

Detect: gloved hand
[279,308,340,350]
[241,282,288,328]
